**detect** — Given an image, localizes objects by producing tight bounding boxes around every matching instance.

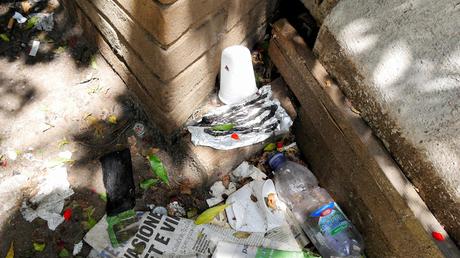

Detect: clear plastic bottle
[268,153,319,207]
[293,188,364,257]
[269,153,364,257]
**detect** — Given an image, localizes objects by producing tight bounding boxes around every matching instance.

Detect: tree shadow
[0,0,280,256]
[0,70,37,119]
[316,0,460,246]
[0,0,98,68]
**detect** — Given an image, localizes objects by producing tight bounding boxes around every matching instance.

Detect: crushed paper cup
[225,179,286,233]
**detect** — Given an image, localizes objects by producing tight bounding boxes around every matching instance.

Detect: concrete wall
[64,0,277,135]
[312,0,460,246]
[269,19,460,257]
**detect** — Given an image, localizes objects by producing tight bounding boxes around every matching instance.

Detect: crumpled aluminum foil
[188,85,292,150]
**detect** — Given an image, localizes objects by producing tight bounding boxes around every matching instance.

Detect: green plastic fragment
[33,242,46,252]
[0,34,10,42]
[263,143,276,152]
[140,178,159,190]
[25,16,39,30]
[99,192,107,202]
[58,248,70,257]
[211,123,234,131]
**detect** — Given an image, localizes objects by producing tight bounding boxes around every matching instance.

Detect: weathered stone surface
[75,0,267,108]
[226,0,262,31]
[299,0,339,24]
[315,0,460,244]
[76,0,270,82]
[73,0,268,134]
[116,0,263,47]
[76,0,225,81]
[270,19,460,257]
[116,0,226,48]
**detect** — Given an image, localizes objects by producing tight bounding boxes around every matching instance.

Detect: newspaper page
[121,211,300,258]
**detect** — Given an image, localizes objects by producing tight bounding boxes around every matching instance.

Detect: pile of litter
[83,143,318,258]
[188,85,292,150]
[80,96,363,257]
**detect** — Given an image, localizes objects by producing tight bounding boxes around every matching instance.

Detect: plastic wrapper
[188,85,292,150]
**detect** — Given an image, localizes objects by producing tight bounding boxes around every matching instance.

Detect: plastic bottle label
[311,202,350,236]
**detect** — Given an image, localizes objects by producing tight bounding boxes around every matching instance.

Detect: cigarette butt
[7,18,14,29]
[21,1,32,13]
[29,40,40,56]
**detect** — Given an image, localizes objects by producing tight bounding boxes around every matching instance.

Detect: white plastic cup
[218,45,258,104]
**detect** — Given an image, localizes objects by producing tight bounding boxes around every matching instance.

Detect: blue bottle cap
[268,152,287,171]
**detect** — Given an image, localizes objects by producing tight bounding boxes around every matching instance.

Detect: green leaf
[140,178,159,190]
[6,242,14,258]
[195,203,230,225]
[90,55,98,69]
[25,16,39,30]
[0,33,10,42]
[99,192,107,202]
[33,242,46,252]
[211,123,234,131]
[54,46,67,54]
[85,206,95,218]
[57,138,70,148]
[82,207,97,230]
[87,217,97,229]
[58,248,70,257]
[147,155,169,185]
[263,143,276,152]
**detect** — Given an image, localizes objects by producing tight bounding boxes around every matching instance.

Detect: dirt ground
[0,1,214,257]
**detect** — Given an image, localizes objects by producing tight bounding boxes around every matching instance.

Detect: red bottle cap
[432,231,445,241]
[63,208,72,221]
[276,142,283,150]
[231,133,240,140]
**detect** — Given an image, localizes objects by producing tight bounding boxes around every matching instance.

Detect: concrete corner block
[270,18,459,257]
[115,0,226,46]
[314,0,460,244]
[74,0,272,136]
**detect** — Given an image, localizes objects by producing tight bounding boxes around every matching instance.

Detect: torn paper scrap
[13,12,27,23]
[188,85,292,150]
[21,166,74,230]
[206,181,237,207]
[84,212,145,257]
[225,179,286,233]
[232,161,267,181]
[73,241,83,255]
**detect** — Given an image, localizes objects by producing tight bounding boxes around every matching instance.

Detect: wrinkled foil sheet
[188,85,292,150]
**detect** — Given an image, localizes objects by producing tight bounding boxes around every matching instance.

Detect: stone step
[269,18,460,258]
[315,0,460,246]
